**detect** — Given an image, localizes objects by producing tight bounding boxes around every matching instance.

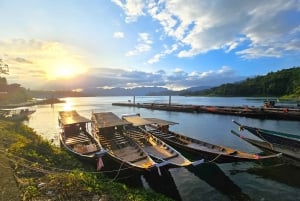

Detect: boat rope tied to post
[155,160,170,176]
[191,159,205,166]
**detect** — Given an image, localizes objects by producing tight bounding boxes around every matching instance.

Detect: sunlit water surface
[25,96,300,201]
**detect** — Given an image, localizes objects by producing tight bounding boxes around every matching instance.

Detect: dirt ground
[0,145,21,201]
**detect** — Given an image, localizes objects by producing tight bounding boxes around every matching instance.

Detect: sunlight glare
[63,99,73,111]
[46,59,87,80]
[57,64,73,78]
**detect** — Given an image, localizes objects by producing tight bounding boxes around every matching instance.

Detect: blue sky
[0,0,299,90]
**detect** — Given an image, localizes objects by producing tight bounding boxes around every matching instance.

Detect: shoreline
[0,98,65,109]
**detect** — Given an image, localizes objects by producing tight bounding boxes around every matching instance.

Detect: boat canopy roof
[122,115,153,126]
[122,114,178,127]
[144,118,178,126]
[59,110,91,125]
[93,112,131,128]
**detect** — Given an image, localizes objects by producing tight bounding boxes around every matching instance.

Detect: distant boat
[122,114,204,168]
[232,120,300,149]
[123,115,281,163]
[58,110,107,165]
[91,112,166,172]
[0,107,35,121]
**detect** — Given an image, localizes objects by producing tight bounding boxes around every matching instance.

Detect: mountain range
[83,86,212,96]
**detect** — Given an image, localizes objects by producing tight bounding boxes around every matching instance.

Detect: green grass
[0,120,172,201]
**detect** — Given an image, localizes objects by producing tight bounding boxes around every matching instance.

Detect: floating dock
[112,102,300,121]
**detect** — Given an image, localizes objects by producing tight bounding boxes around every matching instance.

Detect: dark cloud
[14,57,33,64]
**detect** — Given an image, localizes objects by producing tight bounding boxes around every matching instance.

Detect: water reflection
[102,166,182,201]
[143,168,182,201]
[247,164,300,188]
[117,163,252,201]
[187,163,251,201]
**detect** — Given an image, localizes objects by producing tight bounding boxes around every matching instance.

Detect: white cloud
[111,0,146,23]
[126,32,152,56]
[4,44,244,89]
[123,0,300,59]
[284,39,300,51]
[236,46,282,59]
[148,43,178,64]
[0,38,89,88]
[103,66,242,89]
[147,53,163,64]
[113,32,125,39]
[138,33,152,44]
[174,68,183,73]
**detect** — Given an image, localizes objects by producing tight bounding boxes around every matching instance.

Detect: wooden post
[169,96,171,106]
[133,96,135,105]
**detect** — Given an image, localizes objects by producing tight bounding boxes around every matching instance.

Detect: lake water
[25,96,300,201]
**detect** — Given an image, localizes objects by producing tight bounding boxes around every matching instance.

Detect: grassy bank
[0,120,172,201]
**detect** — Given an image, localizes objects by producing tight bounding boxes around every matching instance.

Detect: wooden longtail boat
[124,116,281,163]
[58,110,107,162]
[91,112,165,172]
[122,114,204,168]
[232,120,300,149]
[231,130,299,160]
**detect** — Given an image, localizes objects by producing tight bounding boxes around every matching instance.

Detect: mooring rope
[206,153,223,164]
[112,161,125,181]
[255,128,274,150]
[0,149,137,175]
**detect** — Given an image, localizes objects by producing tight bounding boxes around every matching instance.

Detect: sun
[56,64,75,78]
[46,60,86,80]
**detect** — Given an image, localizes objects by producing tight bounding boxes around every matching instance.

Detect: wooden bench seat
[65,134,90,145]
[129,156,147,163]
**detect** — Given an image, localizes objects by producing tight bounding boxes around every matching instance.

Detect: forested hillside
[183,67,300,98]
[0,77,28,104]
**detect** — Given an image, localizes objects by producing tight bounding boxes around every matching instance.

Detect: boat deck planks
[113,146,149,164]
[65,133,90,145]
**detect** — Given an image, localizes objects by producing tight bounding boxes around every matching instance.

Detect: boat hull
[148,130,278,163]
[241,126,300,149]
[231,130,299,161]
[232,120,300,149]
[154,135,257,163]
[58,110,107,169]
[123,126,194,168]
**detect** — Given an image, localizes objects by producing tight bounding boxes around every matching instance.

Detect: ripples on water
[25,96,300,201]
